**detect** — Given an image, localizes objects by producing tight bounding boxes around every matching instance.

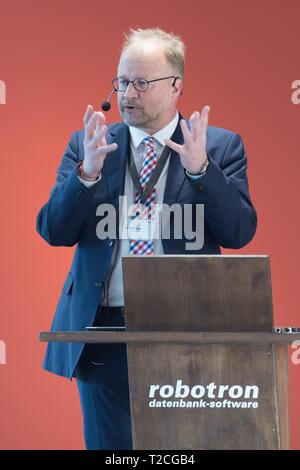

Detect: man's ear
[172,77,183,97]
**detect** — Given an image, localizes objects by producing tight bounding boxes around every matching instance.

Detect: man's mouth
[123,105,138,111]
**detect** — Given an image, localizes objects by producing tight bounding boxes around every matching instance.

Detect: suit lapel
[102,123,130,201]
[163,114,186,205]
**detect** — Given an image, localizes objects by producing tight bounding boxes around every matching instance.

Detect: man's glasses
[112,76,180,93]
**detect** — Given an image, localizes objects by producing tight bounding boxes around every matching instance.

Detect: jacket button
[94,281,104,288]
[75,190,85,201]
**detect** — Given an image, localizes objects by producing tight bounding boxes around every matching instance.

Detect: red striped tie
[129,137,157,255]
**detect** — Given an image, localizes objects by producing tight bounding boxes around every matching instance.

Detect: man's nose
[123,82,138,98]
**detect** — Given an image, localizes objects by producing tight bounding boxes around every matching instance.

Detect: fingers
[200,105,210,142]
[82,105,116,176]
[190,111,201,140]
[200,105,210,123]
[95,111,106,132]
[189,106,210,142]
[94,142,118,156]
[164,137,182,153]
[91,124,108,148]
[85,112,98,140]
[180,119,194,145]
[83,104,94,126]
[84,107,106,141]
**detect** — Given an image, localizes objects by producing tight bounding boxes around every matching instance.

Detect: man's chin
[121,112,144,128]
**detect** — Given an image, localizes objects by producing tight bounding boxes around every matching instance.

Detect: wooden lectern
[40,255,298,450]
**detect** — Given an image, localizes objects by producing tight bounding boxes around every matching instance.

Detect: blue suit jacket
[36,116,257,378]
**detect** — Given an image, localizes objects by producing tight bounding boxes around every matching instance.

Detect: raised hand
[165,105,210,174]
[82,105,118,179]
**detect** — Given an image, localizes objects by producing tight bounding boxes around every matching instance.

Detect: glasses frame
[112,75,180,93]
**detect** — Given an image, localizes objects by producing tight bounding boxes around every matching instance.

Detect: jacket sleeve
[36,131,100,246]
[189,133,257,248]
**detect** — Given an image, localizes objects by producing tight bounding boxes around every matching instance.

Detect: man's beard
[119,106,158,129]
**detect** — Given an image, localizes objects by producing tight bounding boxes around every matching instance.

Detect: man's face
[117,44,181,134]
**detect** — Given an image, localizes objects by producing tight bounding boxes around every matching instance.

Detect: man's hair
[121,28,186,79]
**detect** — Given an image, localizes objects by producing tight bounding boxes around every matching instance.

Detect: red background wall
[0,0,299,449]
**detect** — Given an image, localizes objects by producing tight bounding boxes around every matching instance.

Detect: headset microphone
[101,88,117,112]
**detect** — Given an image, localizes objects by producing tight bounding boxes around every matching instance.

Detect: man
[36,28,257,450]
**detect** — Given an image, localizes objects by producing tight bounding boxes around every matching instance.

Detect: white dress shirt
[79,112,179,305]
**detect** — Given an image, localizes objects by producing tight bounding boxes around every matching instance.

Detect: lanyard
[128,143,171,204]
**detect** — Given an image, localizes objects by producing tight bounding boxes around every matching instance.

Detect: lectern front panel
[127,342,283,450]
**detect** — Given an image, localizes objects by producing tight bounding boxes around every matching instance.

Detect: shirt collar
[129,111,179,149]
